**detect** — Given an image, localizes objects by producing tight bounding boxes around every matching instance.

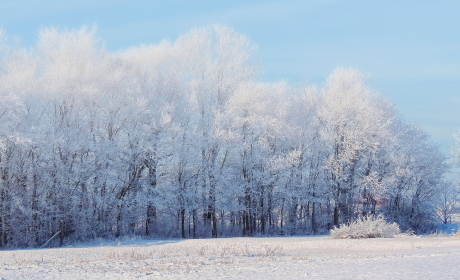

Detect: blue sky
[1,0,459,158]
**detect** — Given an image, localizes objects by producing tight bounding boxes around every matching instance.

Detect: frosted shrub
[330,215,401,239]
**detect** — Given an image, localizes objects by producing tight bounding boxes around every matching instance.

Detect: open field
[1,235,460,279]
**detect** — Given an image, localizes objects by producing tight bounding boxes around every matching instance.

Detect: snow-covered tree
[0,25,449,248]
[318,68,393,226]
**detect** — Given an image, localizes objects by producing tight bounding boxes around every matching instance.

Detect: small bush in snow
[330,214,401,239]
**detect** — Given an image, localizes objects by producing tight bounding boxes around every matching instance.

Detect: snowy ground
[1,234,460,279]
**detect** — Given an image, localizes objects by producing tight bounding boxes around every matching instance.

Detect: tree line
[0,25,449,248]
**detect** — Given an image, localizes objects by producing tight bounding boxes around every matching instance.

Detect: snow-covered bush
[330,215,401,239]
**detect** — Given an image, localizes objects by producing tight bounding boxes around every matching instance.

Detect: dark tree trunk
[311,202,316,234]
[333,204,339,227]
[145,203,156,236]
[181,208,185,238]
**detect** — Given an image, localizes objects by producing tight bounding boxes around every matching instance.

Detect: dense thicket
[0,25,448,248]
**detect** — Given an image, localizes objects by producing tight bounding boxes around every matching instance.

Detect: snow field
[1,235,460,279]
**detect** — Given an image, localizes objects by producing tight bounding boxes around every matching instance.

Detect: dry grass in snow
[1,235,460,279]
